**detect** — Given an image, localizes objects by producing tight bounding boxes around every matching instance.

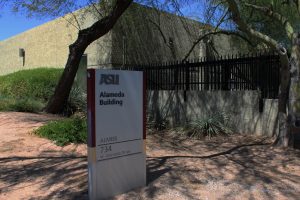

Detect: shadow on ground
[123,134,300,200]
[1,134,299,200]
[0,155,88,199]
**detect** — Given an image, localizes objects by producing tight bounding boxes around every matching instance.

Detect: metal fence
[125,52,280,99]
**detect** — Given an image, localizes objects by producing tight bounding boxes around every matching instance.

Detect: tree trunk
[274,51,290,147]
[225,0,299,148]
[44,0,133,114]
[44,43,86,113]
[275,33,300,147]
[286,33,300,147]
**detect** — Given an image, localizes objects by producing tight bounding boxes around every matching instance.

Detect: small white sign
[87,69,146,200]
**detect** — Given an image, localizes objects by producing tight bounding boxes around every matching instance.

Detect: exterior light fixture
[19,48,25,66]
[19,48,25,57]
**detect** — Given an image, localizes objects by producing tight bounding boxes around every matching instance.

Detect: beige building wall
[70,6,113,68]
[111,4,252,66]
[111,4,206,66]
[0,6,112,75]
[0,17,77,75]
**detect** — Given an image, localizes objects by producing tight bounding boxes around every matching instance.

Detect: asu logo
[99,74,119,85]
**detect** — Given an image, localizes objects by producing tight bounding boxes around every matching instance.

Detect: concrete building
[0,3,250,76]
[0,3,278,136]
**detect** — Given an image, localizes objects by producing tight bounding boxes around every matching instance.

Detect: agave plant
[188,111,233,139]
[147,114,168,131]
[62,83,87,116]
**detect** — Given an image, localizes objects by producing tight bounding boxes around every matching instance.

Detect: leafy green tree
[238,0,300,50]
[151,0,300,147]
[220,0,300,147]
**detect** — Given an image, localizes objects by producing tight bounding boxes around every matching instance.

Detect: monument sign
[87,69,146,200]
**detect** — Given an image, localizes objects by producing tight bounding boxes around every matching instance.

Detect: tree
[236,0,300,50]
[152,0,300,147]
[44,0,133,113]
[221,0,300,147]
[1,0,133,113]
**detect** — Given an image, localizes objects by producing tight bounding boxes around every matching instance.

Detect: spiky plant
[188,111,233,139]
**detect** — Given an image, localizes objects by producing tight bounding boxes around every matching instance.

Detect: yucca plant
[62,83,86,116]
[188,111,233,139]
[147,115,168,131]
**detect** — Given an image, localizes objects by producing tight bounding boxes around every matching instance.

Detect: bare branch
[205,0,224,24]
[70,12,81,30]
[247,0,257,21]
[147,17,176,59]
[207,42,220,57]
[60,5,82,31]
[148,18,168,45]
[295,0,300,13]
[182,30,255,61]
[226,0,281,51]
[244,2,294,40]
[286,0,300,14]
[62,15,80,30]
[88,0,103,18]
[214,8,228,31]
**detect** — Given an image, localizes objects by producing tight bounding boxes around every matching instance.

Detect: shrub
[187,111,233,139]
[62,83,87,116]
[146,110,169,132]
[0,68,87,115]
[0,96,44,113]
[9,98,44,113]
[34,116,87,146]
[0,68,62,102]
[0,96,13,111]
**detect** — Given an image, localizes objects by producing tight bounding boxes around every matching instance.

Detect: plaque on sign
[87,69,146,200]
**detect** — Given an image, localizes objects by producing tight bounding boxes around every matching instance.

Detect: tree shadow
[0,154,88,199]
[1,135,299,200]
[0,154,171,200]
[120,135,300,199]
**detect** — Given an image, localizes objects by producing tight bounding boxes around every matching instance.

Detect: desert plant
[146,113,168,132]
[0,68,62,113]
[0,68,87,115]
[62,83,87,116]
[188,111,233,139]
[0,96,44,113]
[9,98,44,113]
[0,68,62,101]
[34,116,87,146]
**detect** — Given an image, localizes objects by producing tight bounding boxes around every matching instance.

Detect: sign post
[87,69,146,200]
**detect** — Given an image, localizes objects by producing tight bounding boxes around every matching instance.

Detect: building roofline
[0,2,213,43]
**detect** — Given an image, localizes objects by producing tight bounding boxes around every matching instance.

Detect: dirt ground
[0,112,299,200]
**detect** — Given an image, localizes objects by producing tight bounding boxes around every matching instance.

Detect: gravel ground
[0,112,299,200]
